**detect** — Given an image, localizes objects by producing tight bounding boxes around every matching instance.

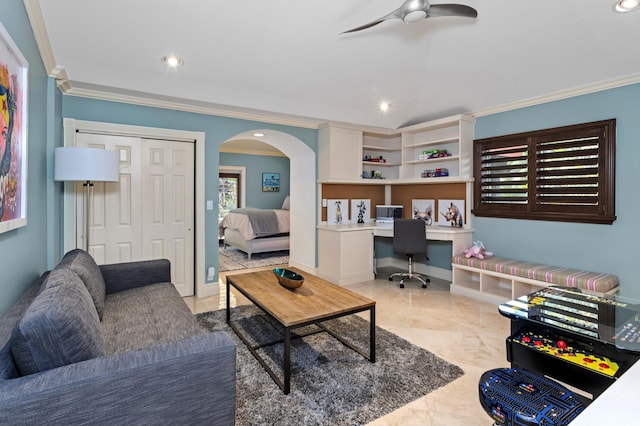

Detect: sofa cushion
[10,269,105,376]
[101,282,198,355]
[57,249,107,319]
[0,276,45,380]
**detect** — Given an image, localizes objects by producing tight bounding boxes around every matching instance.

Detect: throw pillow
[57,249,106,320]
[282,195,290,210]
[10,269,105,376]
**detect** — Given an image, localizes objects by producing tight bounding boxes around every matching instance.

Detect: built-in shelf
[403,155,460,165]
[362,161,401,167]
[318,114,475,183]
[404,136,459,149]
[362,145,399,152]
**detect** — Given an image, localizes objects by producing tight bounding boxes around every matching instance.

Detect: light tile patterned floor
[184,267,508,426]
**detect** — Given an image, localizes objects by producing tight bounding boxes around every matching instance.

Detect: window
[218,172,240,222]
[472,119,616,224]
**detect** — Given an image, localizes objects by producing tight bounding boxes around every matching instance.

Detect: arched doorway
[220,130,316,273]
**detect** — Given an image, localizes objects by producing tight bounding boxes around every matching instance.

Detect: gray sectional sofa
[0,249,236,425]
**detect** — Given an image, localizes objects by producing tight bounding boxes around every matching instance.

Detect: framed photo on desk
[412,199,434,226]
[350,199,371,224]
[438,199,464,227]
[327,199,348,224]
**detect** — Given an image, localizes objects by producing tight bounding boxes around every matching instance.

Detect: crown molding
[472,74,640,118]
[23,0,57,75]
[63,83,323,129]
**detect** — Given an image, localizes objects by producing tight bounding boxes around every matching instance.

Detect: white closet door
[75,133,195,297]
[142,138,195,297]
[76,133,143,265]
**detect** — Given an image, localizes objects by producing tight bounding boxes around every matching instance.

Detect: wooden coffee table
[226,268,376,394]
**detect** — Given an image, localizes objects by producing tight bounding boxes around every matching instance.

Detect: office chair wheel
[388,277,393,281]
[421,284,427,288]
[399,283,405,288]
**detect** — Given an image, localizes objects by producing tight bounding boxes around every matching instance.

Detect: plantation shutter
[473,119,616,224]
[476,139,529,213]
[535,129,602,214]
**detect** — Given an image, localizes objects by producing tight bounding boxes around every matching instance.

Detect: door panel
[142,139,195,296]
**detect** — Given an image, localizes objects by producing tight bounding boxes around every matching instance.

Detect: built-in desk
[317,222,472,286]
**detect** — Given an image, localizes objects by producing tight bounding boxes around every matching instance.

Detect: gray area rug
[219,247,289,272]
[196,305,464,426]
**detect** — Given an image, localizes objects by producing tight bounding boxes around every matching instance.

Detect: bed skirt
[222,228,289,260]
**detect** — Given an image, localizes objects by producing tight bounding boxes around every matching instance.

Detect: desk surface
[317,221,473,240]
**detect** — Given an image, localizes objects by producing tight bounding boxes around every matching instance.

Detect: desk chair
[388,219,430,288]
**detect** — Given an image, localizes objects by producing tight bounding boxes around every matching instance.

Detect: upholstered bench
[451,255,619,304]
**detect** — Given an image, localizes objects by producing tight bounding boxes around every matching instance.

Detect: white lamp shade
[54,147,119,182]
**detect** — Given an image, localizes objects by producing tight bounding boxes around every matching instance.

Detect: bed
[219,206,290,260]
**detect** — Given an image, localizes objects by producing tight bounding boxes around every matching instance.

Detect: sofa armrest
[0,331,236,426]
[100,259,172,294]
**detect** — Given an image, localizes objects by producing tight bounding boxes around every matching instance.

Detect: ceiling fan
[341,0,477,34]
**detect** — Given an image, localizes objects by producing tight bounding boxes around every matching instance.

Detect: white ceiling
[28,0,640,130]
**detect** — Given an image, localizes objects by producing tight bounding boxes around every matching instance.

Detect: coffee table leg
[226,278,230,323]
[284,327,291,394]
[370,306,376,363]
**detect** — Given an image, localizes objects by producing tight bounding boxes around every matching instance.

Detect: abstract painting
[0,22,28,233]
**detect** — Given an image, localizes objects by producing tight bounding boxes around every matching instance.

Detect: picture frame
[327,199,349,224]
[438,199,465,228]
[0,22,28,234]
[350,199,371,224]
[412,199,435,226]
[262,173,280,192]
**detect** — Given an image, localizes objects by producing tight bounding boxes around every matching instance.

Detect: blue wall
[62,96,316,286]
[0,1,56,315]
[474,83,640,299]
[220,152,290,209]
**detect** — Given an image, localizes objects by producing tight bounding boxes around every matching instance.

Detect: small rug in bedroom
[196,305,464,426]
[219,247,289,271]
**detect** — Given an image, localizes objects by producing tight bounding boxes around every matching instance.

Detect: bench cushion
[452,255,618,293]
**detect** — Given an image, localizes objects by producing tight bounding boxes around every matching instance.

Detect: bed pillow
[10,269,105,376]
[282,195,290,210]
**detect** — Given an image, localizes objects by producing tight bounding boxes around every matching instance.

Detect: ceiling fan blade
[341,18,388,34]
[427,4,478,18]
[341,8,404,34]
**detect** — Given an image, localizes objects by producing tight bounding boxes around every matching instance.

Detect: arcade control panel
[511,331,620,378]
[500,287,640,400]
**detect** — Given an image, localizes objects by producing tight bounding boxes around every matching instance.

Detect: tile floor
[184,266,510,426]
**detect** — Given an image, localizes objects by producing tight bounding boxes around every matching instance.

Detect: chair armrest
[100,259,172,294]
[0,332,236,426]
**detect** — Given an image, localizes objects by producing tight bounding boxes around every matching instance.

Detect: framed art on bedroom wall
[262,173,280,192]
[0,22,28,234]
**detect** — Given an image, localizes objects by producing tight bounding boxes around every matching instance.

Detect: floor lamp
[54,147,119,251]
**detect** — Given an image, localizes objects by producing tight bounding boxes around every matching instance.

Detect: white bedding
[219,209,290,240]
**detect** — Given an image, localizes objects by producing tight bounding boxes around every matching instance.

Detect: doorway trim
[62,118,208,297]
[221,130,316,273]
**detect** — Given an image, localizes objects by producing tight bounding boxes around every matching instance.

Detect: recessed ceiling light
[253,133,265,137]
[379,102,390,112]
[615,0,639,12]
[161,54,183,68]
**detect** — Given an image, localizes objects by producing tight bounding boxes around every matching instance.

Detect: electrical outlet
[207,267,215,281]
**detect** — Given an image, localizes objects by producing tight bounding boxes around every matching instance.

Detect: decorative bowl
[273,268,304,289]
